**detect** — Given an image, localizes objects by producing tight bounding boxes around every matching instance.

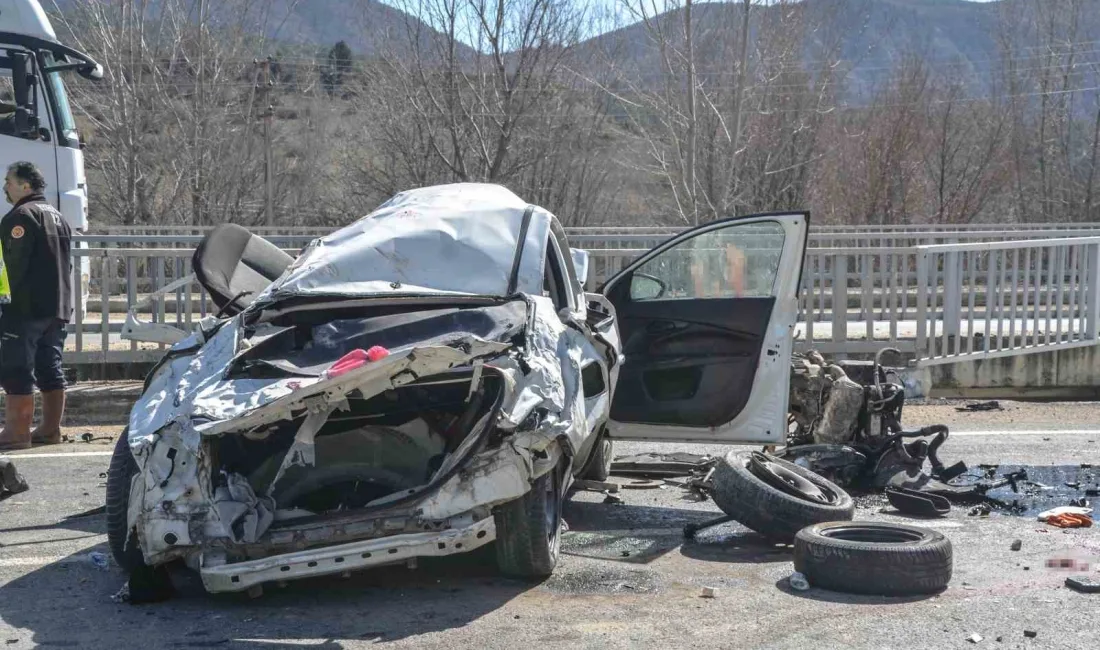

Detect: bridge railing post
[1086,243,1100,342]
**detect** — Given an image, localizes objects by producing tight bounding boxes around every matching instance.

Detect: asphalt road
[1,419,1099,650]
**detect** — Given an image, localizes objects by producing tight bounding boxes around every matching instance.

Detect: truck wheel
[710,451,854,541]
[106,430,146,572]
[794,522,953,595]
[494,462,564,579]
[579,434,613,482]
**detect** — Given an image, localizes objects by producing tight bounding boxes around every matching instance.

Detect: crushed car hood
[253,183,552,303]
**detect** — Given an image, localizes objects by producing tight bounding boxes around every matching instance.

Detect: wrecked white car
[105,183,809,593]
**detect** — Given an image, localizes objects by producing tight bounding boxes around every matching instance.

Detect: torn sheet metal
[267,406,337,497]
[493,297,592,453]
[253,183,551,303]
[214,473,275,544]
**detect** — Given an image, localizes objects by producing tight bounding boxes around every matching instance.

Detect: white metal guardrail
[78,224,1100,251]
[61,231,1100,371]
[913,237,1100,366]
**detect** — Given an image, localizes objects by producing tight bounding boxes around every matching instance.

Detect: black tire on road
[710,451,854,541]
[106,430,146,572]
[794,521,953,595]
[579,434,613,482]
[494,462,564,579]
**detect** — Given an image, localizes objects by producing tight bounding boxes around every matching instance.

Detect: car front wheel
[493,461,564,579]
[106,429,147,572]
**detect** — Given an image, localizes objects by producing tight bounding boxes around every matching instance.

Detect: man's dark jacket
[1,193,73,322]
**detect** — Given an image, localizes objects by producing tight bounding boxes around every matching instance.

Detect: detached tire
[494,463,564,579]
[710,451,854,541]
[106,430,146,572]
[794,522,953,595]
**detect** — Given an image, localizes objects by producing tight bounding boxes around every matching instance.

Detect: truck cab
[1,0,101,305]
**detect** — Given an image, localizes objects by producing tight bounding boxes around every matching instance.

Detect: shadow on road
[772,577,942,605]
[0,541,534,648]
[680,528,795,565]
[560,499,717,564]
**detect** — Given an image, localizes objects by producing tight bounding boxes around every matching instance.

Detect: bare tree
[52,0,300,226]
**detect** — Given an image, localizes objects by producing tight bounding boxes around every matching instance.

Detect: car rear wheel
[106,430,147,572]
[579,433,613,482]
[494,462,564,579]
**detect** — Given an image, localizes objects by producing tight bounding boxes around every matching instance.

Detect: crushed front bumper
[199,516,496,593]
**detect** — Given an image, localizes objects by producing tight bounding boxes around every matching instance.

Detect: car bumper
[199,516,497,593]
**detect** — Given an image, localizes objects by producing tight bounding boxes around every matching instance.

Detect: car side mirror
[570,248,589,288]
[630,273,666,301]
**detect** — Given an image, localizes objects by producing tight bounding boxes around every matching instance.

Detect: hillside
[582,0,1097,100]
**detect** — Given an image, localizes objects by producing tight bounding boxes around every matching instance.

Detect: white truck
[1,0,102,309]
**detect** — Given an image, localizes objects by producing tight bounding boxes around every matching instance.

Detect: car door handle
[646,321,679,334]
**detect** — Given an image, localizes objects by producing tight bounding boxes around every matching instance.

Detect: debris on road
[1044,513,1092,528]
[575,479,620,493]
[956,401,1003,412]
[969,504,992,517]
[793,522,953,596]
[0,456,29,495]
[1038,506,1093,528]
[700,586,718,599]
[87,552,109,571]
[609,452,718,479]
[969,633,984,643]
[780,349,1016,508]
[1069,497,1090,508]
[887,485,950,516]
[1065,576,1100,593]
[708,451,853,541]
[110,583,130,604]
[602,493,624,505]
[788,572,810,591]
[1010,539,1022,551]
[1024,631,1038,639]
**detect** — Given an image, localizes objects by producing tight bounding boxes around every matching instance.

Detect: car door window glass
[630,221,785,301]
[544,238,572,311]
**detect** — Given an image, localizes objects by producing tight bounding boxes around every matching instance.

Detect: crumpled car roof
[255,183,553,303]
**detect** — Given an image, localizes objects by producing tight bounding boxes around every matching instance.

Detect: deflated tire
[710,451,854,541]
[794,522,953,595]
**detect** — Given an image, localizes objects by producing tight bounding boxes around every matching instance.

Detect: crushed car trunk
[213,366,505,520]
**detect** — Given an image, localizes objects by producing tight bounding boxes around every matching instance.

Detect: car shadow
[0,541,534,648]
[560,498,718,564]
[679,526,797,565]
[772,577,943,604]
[560,497,795,566]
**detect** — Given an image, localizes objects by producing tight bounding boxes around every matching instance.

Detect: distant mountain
[581,0,1100,101]
[47,0,1100,99]
[48,0,470,58]
[252,0,460,57]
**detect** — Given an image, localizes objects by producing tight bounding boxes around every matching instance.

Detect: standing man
[0,162,72,450]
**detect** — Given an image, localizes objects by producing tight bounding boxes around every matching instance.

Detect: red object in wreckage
[326,346,391,378]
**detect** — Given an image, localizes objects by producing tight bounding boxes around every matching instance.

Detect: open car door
[602,213,809,444]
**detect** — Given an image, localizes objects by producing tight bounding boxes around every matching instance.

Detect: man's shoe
[0,394,35,451]
[31,390,65,445]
